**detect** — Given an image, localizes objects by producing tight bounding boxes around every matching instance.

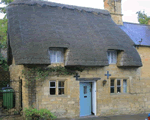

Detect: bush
[24,107,57,120]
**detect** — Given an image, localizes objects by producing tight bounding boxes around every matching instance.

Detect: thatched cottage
[6,0,150,118]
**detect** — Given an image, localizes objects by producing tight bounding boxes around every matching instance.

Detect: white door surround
[80,80,97,116]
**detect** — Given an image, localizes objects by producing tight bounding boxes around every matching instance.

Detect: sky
[0,0,150,23]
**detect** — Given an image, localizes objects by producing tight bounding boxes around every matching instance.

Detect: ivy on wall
[22,66,84,87]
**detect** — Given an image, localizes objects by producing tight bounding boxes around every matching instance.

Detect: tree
[0,0,13,71]
[136,11,150,25]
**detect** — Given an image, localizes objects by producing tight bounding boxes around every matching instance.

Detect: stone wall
[9,46,150,118]
[28,64,150,118]
[9,58,27,111]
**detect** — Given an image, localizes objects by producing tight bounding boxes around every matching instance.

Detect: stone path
[0,113,148,120]
[56,114,148,120]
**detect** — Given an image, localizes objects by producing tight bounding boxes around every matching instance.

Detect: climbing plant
[22,66,84,87]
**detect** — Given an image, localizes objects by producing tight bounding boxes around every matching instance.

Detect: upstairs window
[49,48,64,63]
[107,50,117,64]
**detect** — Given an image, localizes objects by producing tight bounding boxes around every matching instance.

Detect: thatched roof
[6,0,142,67]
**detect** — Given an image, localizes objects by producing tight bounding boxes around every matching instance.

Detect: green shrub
[24,107,57,120]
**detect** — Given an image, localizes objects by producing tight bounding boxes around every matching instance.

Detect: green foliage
[24,107,57,120]
[0,18,7,49]
[22,66,84,87]
[14,110,19,115]
[0,53,8,71]
[0,0,13,14]
[1,0,13,5]
[0,0,12,71]
[136,11,150,25]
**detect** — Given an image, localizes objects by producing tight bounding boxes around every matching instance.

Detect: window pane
[110,87,114,93]
[61,50,64,62]
[58,88,64,95]
[50,88,55,95]
[58,81,64,87]
[114,51,117,63]
[49,48,64,63]
[107,52,110,64]
[57,51,61,63]
[111,52,113,63]
[111,79,114,86]
[50,82,55,87]
[117,80,120,86]
[84,86,87,94]
[53,51,57,63]
[123,79,127,93]
[117,87,121,93]
[107,51,117,64]
[50,50,56,63]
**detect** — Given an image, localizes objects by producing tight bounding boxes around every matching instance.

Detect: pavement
[56,114,148,120]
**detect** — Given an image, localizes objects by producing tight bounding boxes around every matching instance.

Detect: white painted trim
[92,81,96,115]
[80,80,97,116]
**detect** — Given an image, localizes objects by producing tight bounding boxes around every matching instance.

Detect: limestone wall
[9,58,28,111]
[31,64,150,118]
[9,47,150,118]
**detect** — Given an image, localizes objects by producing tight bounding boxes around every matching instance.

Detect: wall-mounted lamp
[103,80,107,86]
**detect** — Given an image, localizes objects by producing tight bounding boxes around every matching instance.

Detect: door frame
[80,80,97,116]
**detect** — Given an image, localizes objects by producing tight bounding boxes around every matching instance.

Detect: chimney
[104,0,123,25]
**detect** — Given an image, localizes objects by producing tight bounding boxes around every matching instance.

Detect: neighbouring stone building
[6,0,150,118]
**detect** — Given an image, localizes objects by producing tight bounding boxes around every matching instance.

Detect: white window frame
[49,81,56,95]
[107,50,117,64]
[58,81,65,95]
[123,79,127,93]
[49,48,64,63]
[110,79,115,93]
[110,79,128,94]
[117,79,121,93]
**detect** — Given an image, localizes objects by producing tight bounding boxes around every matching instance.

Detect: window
[49,81,65,95]
[117,79,121,93]
[58,81,65,95]
[110,79,128,94]
[107,50,117,64]
[49,48,64,63]
[123,79,127,93]
[110,79,115,93]
[49,81,56,95]
[84,86,87,94]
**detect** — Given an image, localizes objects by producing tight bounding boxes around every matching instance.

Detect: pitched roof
[6,0,142,67]
[120,22,150,46]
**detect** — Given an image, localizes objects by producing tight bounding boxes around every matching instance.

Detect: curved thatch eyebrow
[6,0,142,67]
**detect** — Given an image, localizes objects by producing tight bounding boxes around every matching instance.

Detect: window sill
[48,63,64,67]
[48,95,67,97]
[110,93,129,95]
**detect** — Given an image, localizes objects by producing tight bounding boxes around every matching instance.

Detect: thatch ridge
[9,0,110,16]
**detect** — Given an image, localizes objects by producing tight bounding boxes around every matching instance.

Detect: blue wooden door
[80,82,91,116]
